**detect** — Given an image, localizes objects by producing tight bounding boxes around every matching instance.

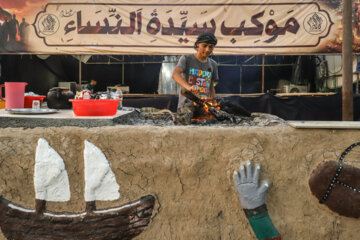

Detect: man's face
[90,80,97,86]
[197,43,215,58]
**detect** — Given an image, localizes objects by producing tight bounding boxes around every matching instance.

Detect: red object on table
[69,99,121,116]
[24,96,46,108]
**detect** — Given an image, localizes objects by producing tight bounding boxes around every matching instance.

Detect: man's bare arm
[172,66,199,93]
[210,81,216,99]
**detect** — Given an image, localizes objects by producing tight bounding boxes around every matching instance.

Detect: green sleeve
[243,204,281,240]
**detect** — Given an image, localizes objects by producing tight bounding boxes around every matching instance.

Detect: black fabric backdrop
[123,93,360,121]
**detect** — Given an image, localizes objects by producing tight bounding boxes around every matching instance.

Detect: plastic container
[24,96,46,108]
[69,99,121,116]
[82,90,91,99]
[0,82,27,109]
[114,88,123,109]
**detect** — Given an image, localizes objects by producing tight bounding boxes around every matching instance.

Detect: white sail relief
[84,140,120,202]
[34,138,71,202]
[1,138,154,240]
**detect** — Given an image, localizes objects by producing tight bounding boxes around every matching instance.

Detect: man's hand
[233,160,270,209]
[233,160,281,240]
[188,85,199,94]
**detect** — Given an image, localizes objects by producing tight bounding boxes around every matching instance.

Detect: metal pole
[78,55,82,90]
[240,66,243,94]
[262,55,265,93]
[342,0,353,120]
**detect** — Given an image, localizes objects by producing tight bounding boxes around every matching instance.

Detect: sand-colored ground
[0,125,360,239]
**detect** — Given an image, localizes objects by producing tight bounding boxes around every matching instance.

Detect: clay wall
[0,125,359,239]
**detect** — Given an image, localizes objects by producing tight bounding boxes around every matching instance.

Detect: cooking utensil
[47,87,74,109]
[5,109,59,114]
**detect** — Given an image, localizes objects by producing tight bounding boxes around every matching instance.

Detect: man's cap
[195,32,217,48]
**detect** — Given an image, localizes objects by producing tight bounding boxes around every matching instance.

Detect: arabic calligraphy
[34,2,332,50]
[221,10,300,43]
[64,9,216,36]
[37,14,60,36]
[62,8,302,41]
[60,9,75,18]
[304,12,328,35]
[264,17,299,43]
[73,10,141,35]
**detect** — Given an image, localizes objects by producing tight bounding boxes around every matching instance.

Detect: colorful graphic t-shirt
[176,54,218,109]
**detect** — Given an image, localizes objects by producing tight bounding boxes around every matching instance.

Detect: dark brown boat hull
[309,161,360,218]
[0,195,155,240]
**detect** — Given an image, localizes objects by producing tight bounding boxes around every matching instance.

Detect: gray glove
[233,160,270,209]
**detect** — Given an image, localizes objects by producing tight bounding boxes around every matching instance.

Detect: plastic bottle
[115,87,123,109]
[83,91,91,100]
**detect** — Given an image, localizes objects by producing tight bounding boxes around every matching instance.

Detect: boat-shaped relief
[0,138,155,240]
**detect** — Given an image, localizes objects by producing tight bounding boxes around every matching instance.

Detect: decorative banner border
[33,2,333,49]
[0,0,352,54]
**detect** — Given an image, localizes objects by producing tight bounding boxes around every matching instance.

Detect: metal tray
[5,108,59,115]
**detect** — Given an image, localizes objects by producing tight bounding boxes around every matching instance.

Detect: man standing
[0,17,10,47]
[8,14,19,43]
[85,79,97,94]
[19,18,29,43]
[172,32,218,109]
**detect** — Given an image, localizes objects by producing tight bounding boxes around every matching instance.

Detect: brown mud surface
[1,125,359,239]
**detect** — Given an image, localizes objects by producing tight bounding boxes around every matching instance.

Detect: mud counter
[1,125,360,240]
[0,109,135,128]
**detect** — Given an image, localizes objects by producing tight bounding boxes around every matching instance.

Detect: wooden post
[342,0,353,121]
[240,66,243,94]
[122,55,125,85]
[262,55,265,93]
[78,55,82,90]
[357,55,359,94]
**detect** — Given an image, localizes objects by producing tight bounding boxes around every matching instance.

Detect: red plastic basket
[69,99,121,116]
[24,96,46,108]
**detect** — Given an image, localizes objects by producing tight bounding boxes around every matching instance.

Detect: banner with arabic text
[0,0,357,54]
